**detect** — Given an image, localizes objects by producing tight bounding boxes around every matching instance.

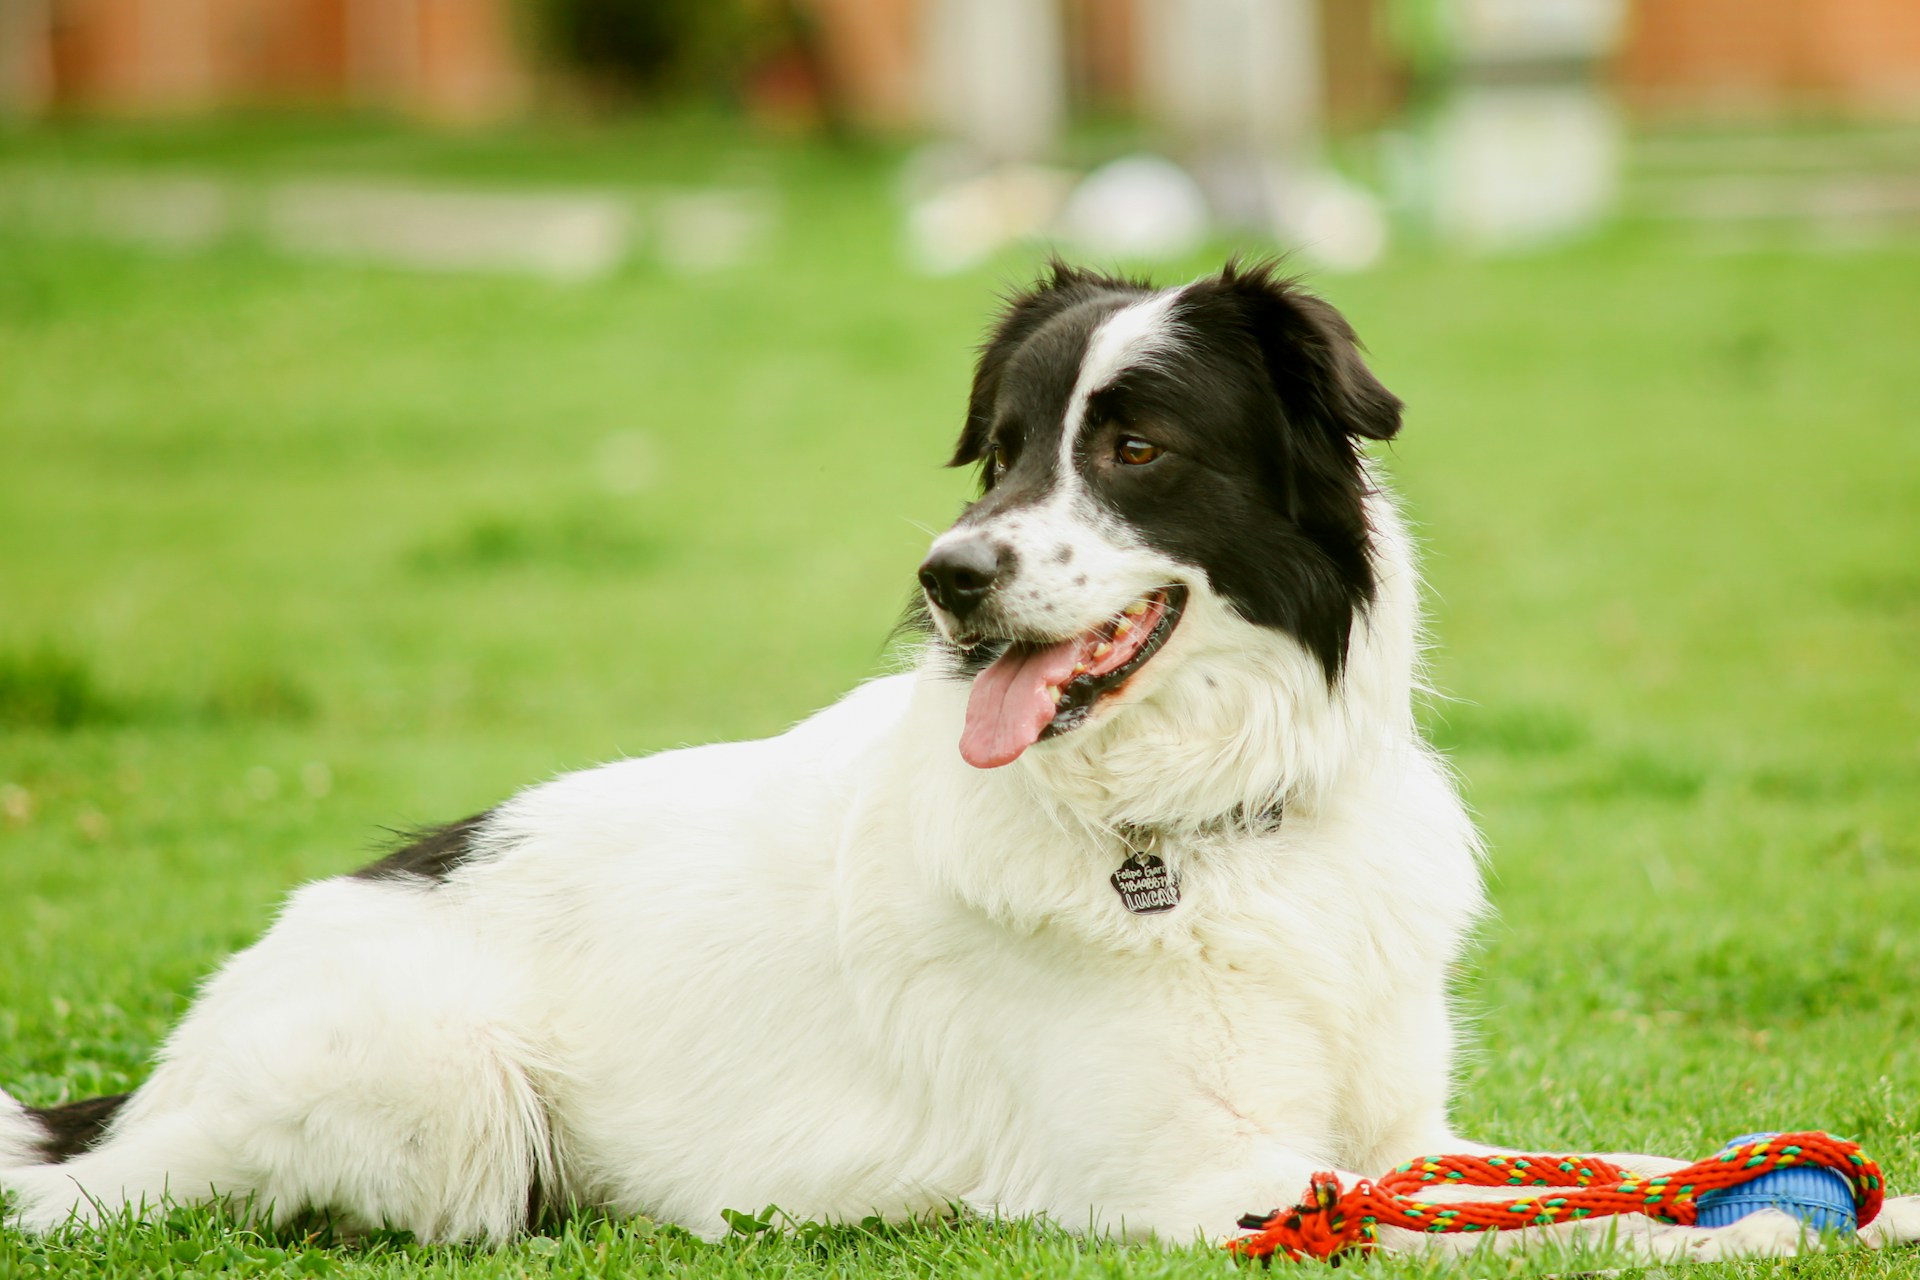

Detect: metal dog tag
[1111,851,1180,915]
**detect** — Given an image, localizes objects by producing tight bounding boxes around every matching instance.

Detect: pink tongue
[959,638,1085,768]
[958,597,1167,769]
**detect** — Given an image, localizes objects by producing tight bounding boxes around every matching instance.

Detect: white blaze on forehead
[922,286,1189,649]
[1057,289,1184,475]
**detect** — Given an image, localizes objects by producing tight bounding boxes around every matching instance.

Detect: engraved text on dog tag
[1110,851,1180,915]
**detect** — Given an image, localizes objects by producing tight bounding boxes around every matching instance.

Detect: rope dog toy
[1229,1130,1883,1263]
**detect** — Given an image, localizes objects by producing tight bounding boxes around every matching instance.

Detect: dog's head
[918,260,1405,784]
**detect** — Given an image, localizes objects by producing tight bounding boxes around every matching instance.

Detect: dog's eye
[990,443,1011,476]
[1116,437,1162,466]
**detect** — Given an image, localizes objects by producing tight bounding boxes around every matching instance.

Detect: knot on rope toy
[1231,1172,1377,1263]
[1227,1131,1883,1265]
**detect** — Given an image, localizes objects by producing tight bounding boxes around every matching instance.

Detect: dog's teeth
[1112,620,1132,640]
[1073,663,1088,676]
[1092,642,1111,659]
[1045,685,1062,704]
[1123,600,1148,617]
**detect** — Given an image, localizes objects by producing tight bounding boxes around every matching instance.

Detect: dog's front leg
[1375,1209,1809,1265]
[1861,1195,1920,1250]
[1110,1141,1367,1245]
[1031,1136,1356,1245]
[1374,1140,1920,1265]
[1382,1200,1920,1264]
[1374,1141,1760,1264]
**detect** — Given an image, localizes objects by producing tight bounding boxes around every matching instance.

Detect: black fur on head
[920,258,1403,683]
[948,260,1154,469]
[1149,258,1402,676]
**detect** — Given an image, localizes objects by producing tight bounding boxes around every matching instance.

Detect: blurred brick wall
[9,0,1920,128]
[237,0,350,103]
[1064,0,1137,112]
[1061,0,1399,132]
[16,0,526,123]
[1318,0,1398,130]
[1619,0,1920,115]
[45,0,221,114]
[804,0,920,127]
[430,0,529,122]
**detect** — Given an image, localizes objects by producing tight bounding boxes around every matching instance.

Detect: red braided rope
[1229,1131,1883,1263]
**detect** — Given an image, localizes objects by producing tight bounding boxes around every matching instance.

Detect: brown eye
[990,443,1011,476]
[1116,437,1162,466]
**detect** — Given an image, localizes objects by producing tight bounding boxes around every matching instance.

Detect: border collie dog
[5,263,1915,1262]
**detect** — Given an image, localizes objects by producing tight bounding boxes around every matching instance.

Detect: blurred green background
[4,2,1920,1276]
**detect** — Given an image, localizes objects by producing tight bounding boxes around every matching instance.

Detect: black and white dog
[4,262,1915,1262]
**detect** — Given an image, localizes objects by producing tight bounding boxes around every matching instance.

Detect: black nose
[919,537,1009,622]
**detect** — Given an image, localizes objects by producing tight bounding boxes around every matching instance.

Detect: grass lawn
[2,119,1918,1277]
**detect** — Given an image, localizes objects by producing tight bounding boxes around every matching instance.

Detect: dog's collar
[1114,799,1285,852]
[1107,801,1282,916]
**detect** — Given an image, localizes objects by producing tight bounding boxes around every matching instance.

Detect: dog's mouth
[957,585,1188,769]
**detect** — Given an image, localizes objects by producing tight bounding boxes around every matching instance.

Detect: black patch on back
[353,812,494,884]
[29,1093,130,1163]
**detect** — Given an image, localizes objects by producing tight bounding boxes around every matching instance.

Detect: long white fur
[4,290,1915,1265]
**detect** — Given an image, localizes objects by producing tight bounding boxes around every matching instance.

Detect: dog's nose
[918,537,1009,621]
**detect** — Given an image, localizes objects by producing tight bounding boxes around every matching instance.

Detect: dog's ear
[1217,259,1401,444]
[952,260,1139,468]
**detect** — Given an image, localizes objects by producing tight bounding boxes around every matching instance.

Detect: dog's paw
[1683,1208,1819,1262]
[1861,1195,1920,1249]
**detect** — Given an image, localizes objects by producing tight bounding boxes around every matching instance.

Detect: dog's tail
[1,1087,129,1167]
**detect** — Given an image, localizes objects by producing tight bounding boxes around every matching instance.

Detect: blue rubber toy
[1696,1132,1858,1234]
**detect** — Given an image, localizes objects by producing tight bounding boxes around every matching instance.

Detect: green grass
[3,119,1920,1277]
